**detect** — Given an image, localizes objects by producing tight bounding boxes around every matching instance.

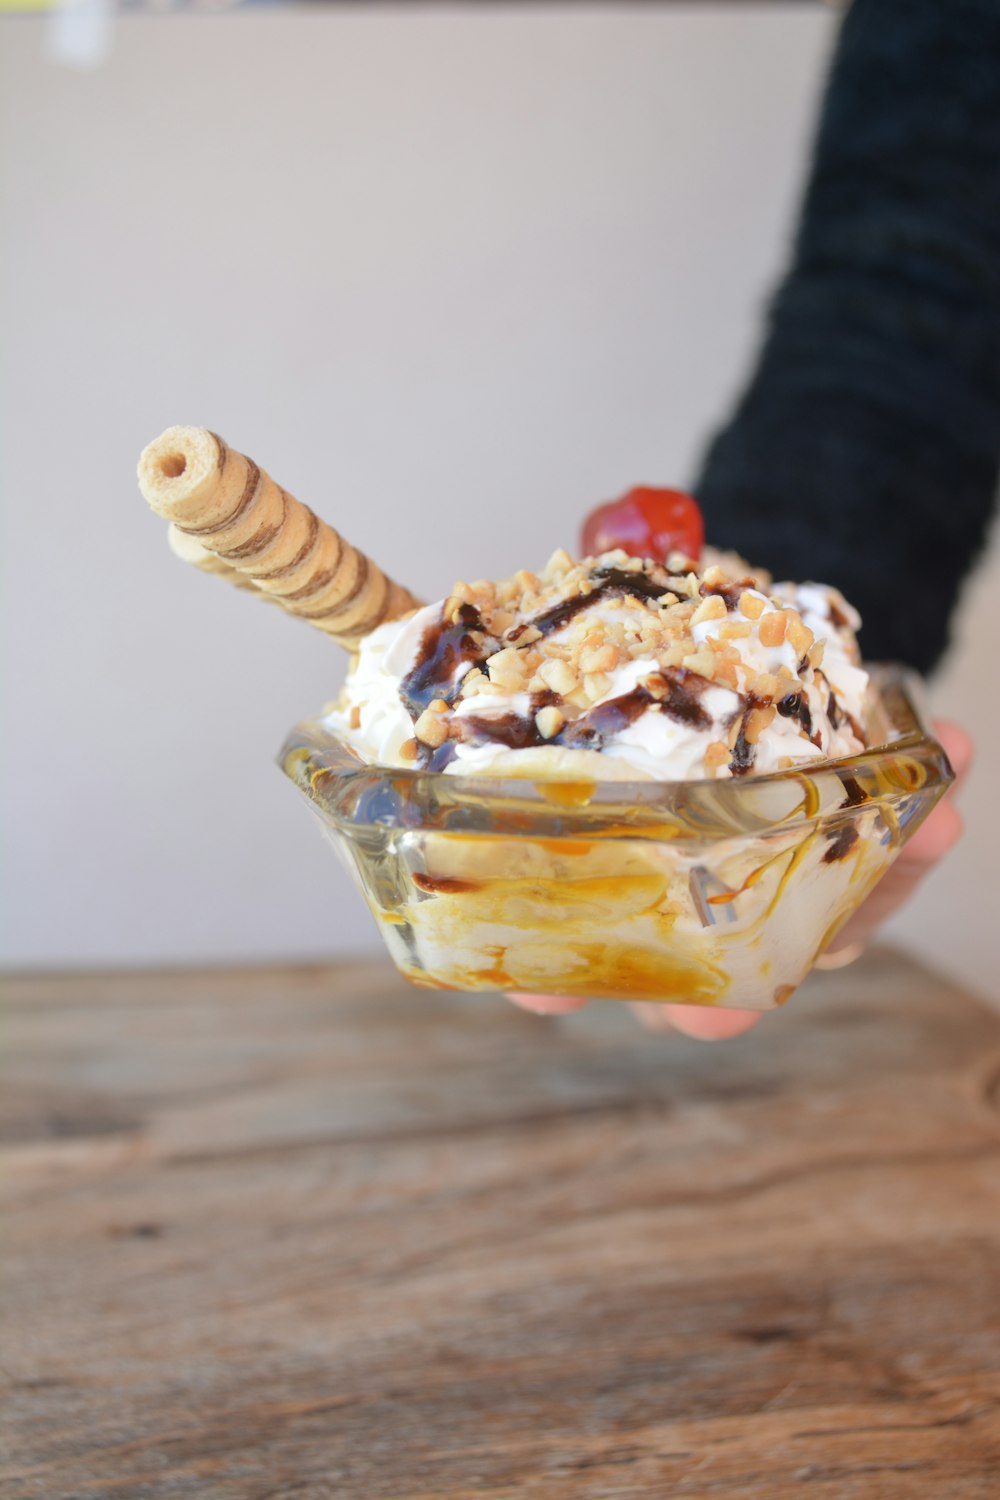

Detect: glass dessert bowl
[281,666,953,1011]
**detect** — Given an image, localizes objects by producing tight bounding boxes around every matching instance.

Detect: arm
[694,0,1000,673]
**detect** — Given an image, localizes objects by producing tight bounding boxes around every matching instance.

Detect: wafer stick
[138,427,422,644]
[167,524,269,596]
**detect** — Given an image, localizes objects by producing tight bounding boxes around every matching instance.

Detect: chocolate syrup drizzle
[728,693,768,777]
[699,576,756,612]
[823,824,859,863]
[506,565,672,643]
[419,670,714,770]
[400,602,487,717]
[776,690,815,742]
[563,670,712,750]
[398,561,852,776]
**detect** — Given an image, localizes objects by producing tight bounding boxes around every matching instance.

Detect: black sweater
[693,0,1000,673]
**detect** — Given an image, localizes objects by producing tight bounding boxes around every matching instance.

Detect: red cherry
[581,486,704,565]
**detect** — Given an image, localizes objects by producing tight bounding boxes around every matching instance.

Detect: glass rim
[279,664,954,839]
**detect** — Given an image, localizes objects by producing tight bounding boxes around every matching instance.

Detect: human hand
[508,720,971,1041]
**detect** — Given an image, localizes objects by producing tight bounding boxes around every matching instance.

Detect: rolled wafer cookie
[167,524,268,596]
[139,426,422,644]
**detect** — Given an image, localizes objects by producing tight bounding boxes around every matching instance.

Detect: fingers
[630,1002,763,1040]
[506,991,589,1016]
[506,988,761,1040]
[892,794,964,870]
[824,717,969,955]
[933,719,973,784]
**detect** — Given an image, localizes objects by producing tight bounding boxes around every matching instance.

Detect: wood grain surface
[2,950,1000,1499]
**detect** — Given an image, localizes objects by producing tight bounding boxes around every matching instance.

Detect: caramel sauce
[535,782,597,808]
[412,873,483,895]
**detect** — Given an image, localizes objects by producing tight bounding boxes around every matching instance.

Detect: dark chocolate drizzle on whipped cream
[506,564,672,643]
[561,670,712,751]
[776,690,814,741]
[699,576,757,612]
[400,602,488,717]
[397,559,852,777]
[402,562,677,726]
[728,693,769,778]
[416,669,715,770]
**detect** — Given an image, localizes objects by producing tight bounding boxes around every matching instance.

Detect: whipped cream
[326,548,869,780]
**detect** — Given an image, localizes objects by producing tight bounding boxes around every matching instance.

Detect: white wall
[2,7,996,999]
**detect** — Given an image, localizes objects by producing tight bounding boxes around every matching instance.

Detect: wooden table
[3,950,1000,1498]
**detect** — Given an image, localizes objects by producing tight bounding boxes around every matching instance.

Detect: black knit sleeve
[692,0,1000,674]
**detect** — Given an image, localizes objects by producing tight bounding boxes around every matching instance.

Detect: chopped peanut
[539,658,578,696]
[744,704,777,746]
[414,707,449,748]
[739,590,766,621]
[580,643,620,674]
[786,612,814,656]
[655,644,685,670]
[543,548,574,579]
[486,646,521,671]
[583,672,612,702]
[704,740,730,769]
[718,620,753,640]
[682,650,717,679]
[691,593,728,626]
[535,705,565,739]
[758,610,788,647]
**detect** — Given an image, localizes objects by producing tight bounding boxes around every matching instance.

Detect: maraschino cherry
[581,485,704,565]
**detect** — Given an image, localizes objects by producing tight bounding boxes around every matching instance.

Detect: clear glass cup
[280,666,953,1010]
